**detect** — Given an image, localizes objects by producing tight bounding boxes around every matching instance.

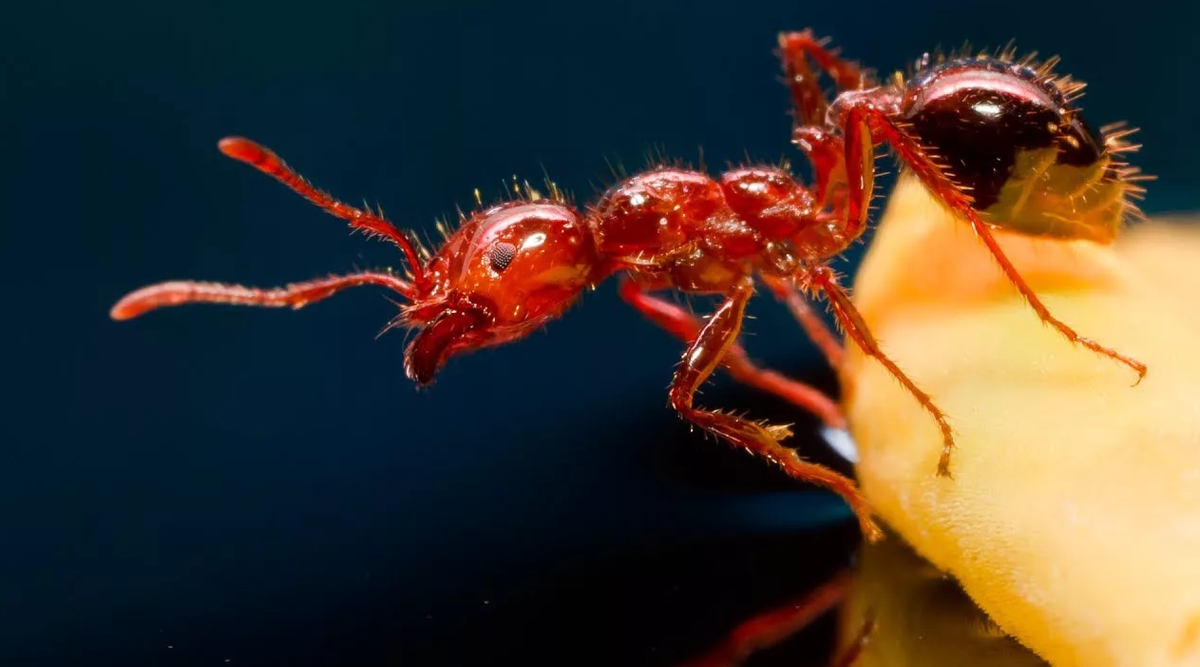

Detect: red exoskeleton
[111,31,1149,545]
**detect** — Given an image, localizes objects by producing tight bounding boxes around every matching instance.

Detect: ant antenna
[217,137,429,291]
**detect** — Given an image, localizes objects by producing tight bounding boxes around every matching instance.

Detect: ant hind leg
[776,30,871,128]
[660,277,882,541]
[776,31,867,208]
[618,278,847,431]
[808,266,957,477]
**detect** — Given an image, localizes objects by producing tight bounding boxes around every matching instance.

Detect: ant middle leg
[618,278,847,430]
[661,276,881,540]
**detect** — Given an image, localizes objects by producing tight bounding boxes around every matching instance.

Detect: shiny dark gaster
[904,57,1107,210]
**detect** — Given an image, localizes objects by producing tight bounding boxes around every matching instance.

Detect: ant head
[401,200,598,385]
[111,139,603,386]
[896,55,1143,240]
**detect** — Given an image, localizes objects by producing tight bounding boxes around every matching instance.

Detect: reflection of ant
[678,569,875,667]
[680,534,1048,667]
[111,30,1149,542]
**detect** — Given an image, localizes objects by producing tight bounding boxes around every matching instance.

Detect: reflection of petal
[841,173,1200,667]
[683,533,1048,667]
[837,536,1049,667]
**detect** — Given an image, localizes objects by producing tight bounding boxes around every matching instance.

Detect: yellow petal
[840,173,1200,667]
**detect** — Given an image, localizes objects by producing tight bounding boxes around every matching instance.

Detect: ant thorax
[896,56,1138,242]
[588,166,843,292]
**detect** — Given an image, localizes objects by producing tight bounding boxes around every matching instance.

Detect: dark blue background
[2,0,1195,665]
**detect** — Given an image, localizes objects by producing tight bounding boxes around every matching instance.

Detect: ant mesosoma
[112,31,1149,544]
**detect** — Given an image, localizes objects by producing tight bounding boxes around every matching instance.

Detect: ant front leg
[618,279,846,429]
[807,265,957,477]
[662,277,881,541]
[832,97,1147,384]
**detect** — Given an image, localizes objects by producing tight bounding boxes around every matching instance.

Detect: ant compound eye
[488,242,517,273]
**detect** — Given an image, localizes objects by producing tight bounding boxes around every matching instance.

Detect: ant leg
[618,279,847,429]
[776,31,864,207]
[777,30,870,127]
[836,103,1147,383]
[793,127,849,211]
[110,271,413,320]
[216,137,429,289]
[665,277,882,540]
[760,275,845,368]
[679,570,853,667]
[808,265,957,477]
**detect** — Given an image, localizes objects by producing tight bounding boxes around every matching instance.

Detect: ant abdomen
[903,57,1130,242]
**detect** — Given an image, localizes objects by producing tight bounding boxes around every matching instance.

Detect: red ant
[111,30,1149,544]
